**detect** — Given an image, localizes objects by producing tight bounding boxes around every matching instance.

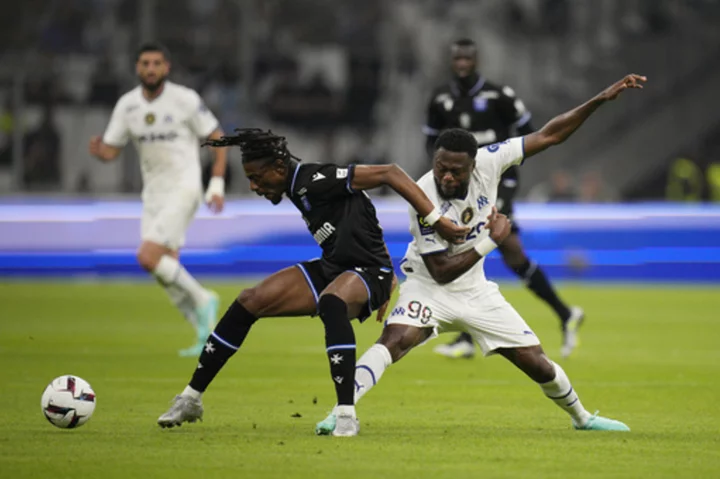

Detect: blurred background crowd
[1,0,719,202]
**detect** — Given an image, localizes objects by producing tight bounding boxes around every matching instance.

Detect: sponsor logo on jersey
[461,207,474,224]
[336,168,348,179]
[163,114,173,123]
[477,195,489,209]
[144,113,156,125]
[478,91,500,100]
[312,222,336,245]
[137,132,179,143]
[416,215,434,235]
[312,172,326,182]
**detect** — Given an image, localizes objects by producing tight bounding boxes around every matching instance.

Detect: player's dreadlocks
[203,128,301,166]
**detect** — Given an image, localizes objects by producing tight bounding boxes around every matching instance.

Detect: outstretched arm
[523,74,646,159]
[351,164,469,244]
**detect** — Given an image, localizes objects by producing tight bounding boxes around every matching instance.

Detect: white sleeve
[102,99,129,147]
[408,206,449,255]
[187,90,219,138]
[476,136,525,180]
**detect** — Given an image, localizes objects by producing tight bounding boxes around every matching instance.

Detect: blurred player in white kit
[89,43,227,357]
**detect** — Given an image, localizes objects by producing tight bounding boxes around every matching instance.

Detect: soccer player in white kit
[316,74,647,435]
[89,43,227,357]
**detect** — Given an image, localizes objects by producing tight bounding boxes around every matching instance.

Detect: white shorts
[386,279,540,356]
[141,192,200,250]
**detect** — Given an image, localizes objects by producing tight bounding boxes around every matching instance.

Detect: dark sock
[456,332,473,344]
[513,259,571,323]
[318,294,356,406]
[189,301,258,392]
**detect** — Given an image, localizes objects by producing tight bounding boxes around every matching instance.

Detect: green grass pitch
[1,281,719,478]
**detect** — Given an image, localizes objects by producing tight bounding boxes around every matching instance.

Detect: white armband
[204,176,225,202]
[423,207,441,226]
[474,237,498,258]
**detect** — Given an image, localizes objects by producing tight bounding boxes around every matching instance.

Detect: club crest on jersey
[416,215,434,235]
[144,113,156,125]
[461,207,474,224]
[459,113,471,129]
[477,195,489,209]
[473,97,488,111]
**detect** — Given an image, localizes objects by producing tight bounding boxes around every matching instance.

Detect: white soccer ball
[41,375,96,429]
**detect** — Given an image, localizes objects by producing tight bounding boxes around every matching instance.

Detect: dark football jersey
[284,162,392,273]
[423,76,534,204]
[423,77,532,147]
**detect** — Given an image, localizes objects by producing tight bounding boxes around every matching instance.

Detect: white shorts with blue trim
[386,279,540,356]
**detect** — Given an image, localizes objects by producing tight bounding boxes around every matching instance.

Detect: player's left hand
[206,195,224,214]
[434,216,471,244]
[484,206,512,244]
[597,74,647,101]
[376,274,399,323]
[204,176,225,214]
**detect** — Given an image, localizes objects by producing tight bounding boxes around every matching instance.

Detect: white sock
[162,283,199,329]
[153,255,210,309]
[539,361,592,426]
[182,385,202,400]
[354,344,393,403]
[329,344,392,415]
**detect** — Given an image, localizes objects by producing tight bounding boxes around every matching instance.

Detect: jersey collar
[285,161,301,197]
[450,76,485,98]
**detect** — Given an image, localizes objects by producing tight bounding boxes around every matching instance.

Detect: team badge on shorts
[145,113,156,125]
[461,207,474,224]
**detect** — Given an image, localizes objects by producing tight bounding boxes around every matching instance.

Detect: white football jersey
[102,81,219,200]
[401,137,525,292]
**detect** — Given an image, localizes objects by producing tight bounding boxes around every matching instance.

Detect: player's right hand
[484,206,512,244]
[89,136,103,159]
[434,216,471,244]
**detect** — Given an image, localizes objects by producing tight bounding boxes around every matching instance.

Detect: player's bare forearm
[207,129,227,178]
[422,249,481,285]
[523,97,604,158]
[523,73,646,158]
[352,164,435,217]
[93,143,122,162]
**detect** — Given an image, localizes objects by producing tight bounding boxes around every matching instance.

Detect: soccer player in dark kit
[425,38,584,360]
[157,128,469,436]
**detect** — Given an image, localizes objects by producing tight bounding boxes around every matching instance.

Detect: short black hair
[434,129,478,158]
[203,128,300,166]
[452,38,477,49]
[136,42,170,62]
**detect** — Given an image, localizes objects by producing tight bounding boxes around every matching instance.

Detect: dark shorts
[498,168,521,235]
[296,259,394,323]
